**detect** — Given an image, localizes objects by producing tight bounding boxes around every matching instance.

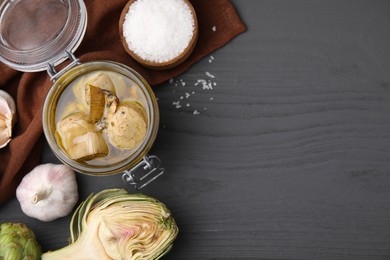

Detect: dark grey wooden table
[2,1,390,259]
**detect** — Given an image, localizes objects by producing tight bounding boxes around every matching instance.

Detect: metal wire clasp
[47,51,80,82]
[122,155,165,189]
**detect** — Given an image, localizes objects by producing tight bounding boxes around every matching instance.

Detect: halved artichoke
[42,189,178,260]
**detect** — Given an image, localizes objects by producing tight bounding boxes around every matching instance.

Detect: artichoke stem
[42,239,103,260]
[42,241,87,260]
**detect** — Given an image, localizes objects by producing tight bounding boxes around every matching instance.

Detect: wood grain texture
[2,1,390,259]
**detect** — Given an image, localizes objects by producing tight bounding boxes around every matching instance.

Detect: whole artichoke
[0,222,42,260]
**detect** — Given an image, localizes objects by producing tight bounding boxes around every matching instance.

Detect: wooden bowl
[119,0,198,70]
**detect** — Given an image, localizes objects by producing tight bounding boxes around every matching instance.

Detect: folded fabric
[0,0,246,205]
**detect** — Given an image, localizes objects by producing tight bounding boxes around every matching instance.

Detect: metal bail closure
[122,155,165,189]
[47,51,80,82]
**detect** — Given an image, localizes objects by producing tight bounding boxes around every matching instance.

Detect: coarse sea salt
[167,56,218,115]
[123,0,195,63]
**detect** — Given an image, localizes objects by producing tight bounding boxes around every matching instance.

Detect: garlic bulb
[16,164,79,222]
[0,90,16,148]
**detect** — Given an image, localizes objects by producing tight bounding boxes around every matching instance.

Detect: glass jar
[0,0,164,189]
[0,0,87,72]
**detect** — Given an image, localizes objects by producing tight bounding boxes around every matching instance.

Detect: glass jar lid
[0,0,87,72]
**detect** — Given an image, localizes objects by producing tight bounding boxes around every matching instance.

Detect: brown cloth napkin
[0,0,246,205]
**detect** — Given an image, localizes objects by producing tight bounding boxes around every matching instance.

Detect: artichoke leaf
[69,193,90,243]
[89,85,106,123]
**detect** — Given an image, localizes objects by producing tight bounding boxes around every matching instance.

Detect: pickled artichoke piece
[56,112,108,161]
[104,91,120,116]
[73,73,116,114]
[89,85,105,123]
[73,77,90,113]
[68,132,108,161]
[106,101,147,150]
[88,73,116,93]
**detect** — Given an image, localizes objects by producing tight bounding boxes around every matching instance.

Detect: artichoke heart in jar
[43,61,159,176]
[55,70,148,162]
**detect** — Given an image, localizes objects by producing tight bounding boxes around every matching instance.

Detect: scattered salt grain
[122,0,195,63]
[168,56,218,114]
[212,25,217,32]
[195,79,206,86]
[172,101,181,109]
[205,71,215,78]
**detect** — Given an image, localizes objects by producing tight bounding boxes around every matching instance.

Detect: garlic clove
[16,163,79,222]
[0,127,12,148]
[0,90,16,148]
